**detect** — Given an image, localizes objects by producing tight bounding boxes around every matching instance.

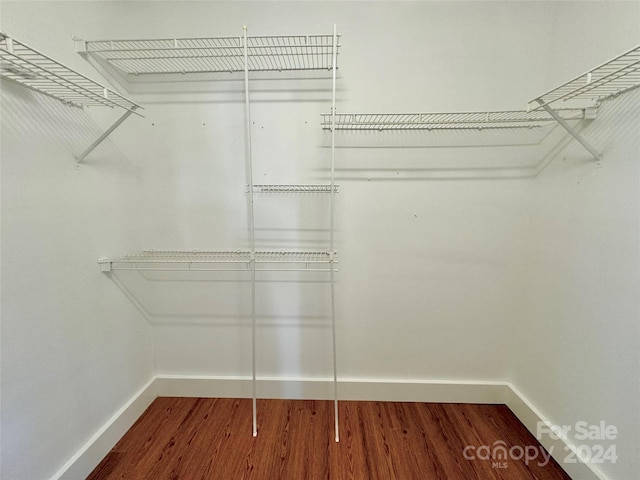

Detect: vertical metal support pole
[536,100,601,161]
[75,107,137,166]
[243,25,258,438]
[250,257,257,437]
[329,24,340,443]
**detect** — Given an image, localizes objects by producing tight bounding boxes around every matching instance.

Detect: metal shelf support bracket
[535,100,601,161]
[98,258,112,272]
[75,106,139,167]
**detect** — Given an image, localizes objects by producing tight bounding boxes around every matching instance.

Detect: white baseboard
[51,377,157,480]
[50,375,610,480]
[155,374,512,403]
[505,383,607,480]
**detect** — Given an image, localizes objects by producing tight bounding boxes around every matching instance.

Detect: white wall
[0,4,156,479]
[511,3,640,478]
[77,0,554,383]
[1,1,638,479]
[515,89,640,480]
[511,3,640,479]
[0,87,156,478]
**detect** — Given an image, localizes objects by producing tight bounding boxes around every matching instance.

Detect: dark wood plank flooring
[88,398,571,479]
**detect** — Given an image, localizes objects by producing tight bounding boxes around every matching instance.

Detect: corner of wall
[51,377,158,480]
[505,383,609,480]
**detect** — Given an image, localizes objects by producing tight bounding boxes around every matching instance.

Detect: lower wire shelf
[99,250,338,272]
[251,184,339,193]
[321,109,588,130]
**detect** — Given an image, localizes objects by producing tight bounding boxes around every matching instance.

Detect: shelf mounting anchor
[536,99,601,161]
[75,106,139,167]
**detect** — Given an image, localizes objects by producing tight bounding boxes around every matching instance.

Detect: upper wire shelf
[529,44,640,110]
[99,250,337,272]
[321,109,587,131]
[251,184,339,193]
[0,32,141,114]
[78,32,341,75]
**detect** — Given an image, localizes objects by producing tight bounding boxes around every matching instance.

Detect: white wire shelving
[0,32,139,111]
[251,184,339,193]
[528,44,640,160]
[99,250,337,272]
[92,25,342,443]
[529,44,640,110]
[0,32,142,165]
[77,33,341,74]
[321,109,587,131]
[322,44,639,162]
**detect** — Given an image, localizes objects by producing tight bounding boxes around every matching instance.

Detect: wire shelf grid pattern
[0,32,140,113]
[99,250,337,271]
[321,110,586,131]
[83,34,341,74]
[251,184,339,193]
[530,45,640,109]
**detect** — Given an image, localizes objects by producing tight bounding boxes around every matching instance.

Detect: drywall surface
[513,91,640,479]
[1,1,638,479]
[97,0,549,381]
[0,5,155,479]
[510,3,640,478]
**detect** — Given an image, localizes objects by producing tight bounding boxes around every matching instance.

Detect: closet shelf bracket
[528,44,640,161]
[75,105,139,167]
[535,101,601,161]
[0,32,143,167]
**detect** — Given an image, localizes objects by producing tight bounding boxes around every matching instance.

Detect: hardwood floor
[87,398,571,479]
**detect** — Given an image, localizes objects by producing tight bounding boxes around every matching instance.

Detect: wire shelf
[99,250,337,272]
[251,184,339,193]
[530,44,640,110]
[0,32,141,113]
[321,110,586,131]
[81,33,341,74]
